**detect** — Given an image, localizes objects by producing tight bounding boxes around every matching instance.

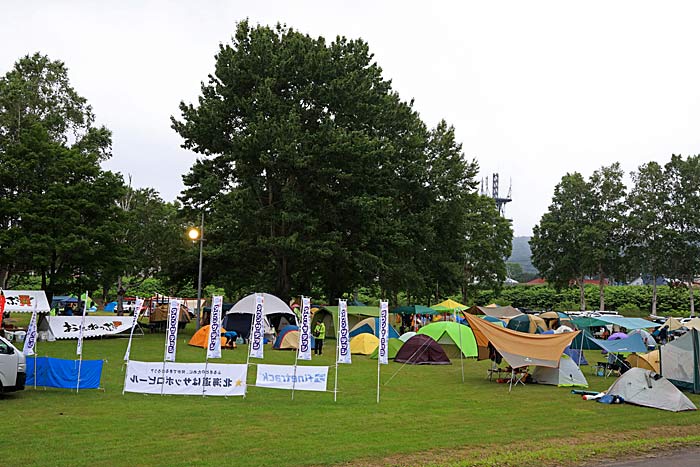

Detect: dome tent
[394,334,451,365]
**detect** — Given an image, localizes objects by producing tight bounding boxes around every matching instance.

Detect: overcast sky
[3,1,700,236]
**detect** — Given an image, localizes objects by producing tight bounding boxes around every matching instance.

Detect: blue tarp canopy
[586,333,648,354]
[26,357,103,389]
[391,305,440,315]
[572,316,660,330]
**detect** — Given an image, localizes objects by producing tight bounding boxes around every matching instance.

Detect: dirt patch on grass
[324,425,700,467]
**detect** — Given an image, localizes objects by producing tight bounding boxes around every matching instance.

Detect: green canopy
[392,305,441,315]
[417,322,477,357]
[370,338,404,359]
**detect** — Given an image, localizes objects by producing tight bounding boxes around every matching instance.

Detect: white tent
[660,329,699,393]
[531,354,588,387]
[607,368,697,412]
[223,293,297,340]
[399,331,416,342]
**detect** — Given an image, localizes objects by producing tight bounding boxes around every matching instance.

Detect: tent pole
[508,368,514,393]
[76,291,88,394]
[456,310,464,383]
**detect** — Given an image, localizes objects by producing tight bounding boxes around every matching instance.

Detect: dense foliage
[172,21,511,304]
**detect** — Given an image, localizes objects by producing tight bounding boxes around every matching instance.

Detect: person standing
[313,320,326,355]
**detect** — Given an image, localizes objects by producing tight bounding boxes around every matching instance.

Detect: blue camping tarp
[26,357,103,389]
[572,316,660,330]
[587,333,648,354]
[349,318,400,339]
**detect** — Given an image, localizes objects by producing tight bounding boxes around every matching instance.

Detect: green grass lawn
[3,320,700,467]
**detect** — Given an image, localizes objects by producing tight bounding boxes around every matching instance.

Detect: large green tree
[626,161,671,314]
[583,163,627,310]
[172,22,502,303]
[0,53,125,297]
[531,173,591,310]
[665,154,700,316]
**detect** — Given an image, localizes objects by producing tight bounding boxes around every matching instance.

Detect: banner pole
[243,295,257,399]
[376,345,381,403]
[76,291,88,394]
[334,300,340,402]
[457,310,464,383]
[291,295,305,401]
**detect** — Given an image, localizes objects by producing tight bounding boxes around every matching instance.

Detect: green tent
[417,322,477,358]
[370,338,404,360]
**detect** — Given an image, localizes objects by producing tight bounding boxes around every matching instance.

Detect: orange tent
[188,325,230,349]
[464,314,579,368]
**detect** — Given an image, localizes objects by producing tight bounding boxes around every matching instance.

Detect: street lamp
[188,212,204,329]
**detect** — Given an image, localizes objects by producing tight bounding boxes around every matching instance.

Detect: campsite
[2,296,700,467]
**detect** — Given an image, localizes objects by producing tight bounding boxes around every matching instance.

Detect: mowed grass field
[3,320,700,467]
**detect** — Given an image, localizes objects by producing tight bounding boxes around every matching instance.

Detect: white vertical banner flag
[164,298,181,362]
[76,292,89,356]
[123,297,144,362]
[336,299,351,364]
[378,300,389,365]
[248,294,265,359]
[23,305,38,356]
[297,297,312,361]
[207,295,223,359]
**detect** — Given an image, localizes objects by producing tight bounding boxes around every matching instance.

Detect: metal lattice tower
[491,173,512,219]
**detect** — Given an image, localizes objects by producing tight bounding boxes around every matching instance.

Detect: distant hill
[508,236,537,275]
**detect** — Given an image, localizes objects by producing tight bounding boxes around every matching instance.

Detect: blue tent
[587,333,648,354]
[104,301,118,312]
[564,347,588,365]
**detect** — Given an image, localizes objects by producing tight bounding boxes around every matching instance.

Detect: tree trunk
[0,267,8,289]
[117,276,125,316]
[276,255,290,303]
[689,277,695,318]
[598,267,605,311]
[651,274,658,315]
[578,277,586,311]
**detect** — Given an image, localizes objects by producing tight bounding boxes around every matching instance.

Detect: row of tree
[1,22,513,307]
[531,157,700,315]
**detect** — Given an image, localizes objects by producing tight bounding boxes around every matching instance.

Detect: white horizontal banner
[48,316,133,339]
[124,361,247,396]
[2,290,50,313]
[256,364,329,392]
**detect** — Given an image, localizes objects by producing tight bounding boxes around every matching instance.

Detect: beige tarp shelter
[663,317,684,331]
[684,318,700,331]
[627,350,660,373]
[464,314,579,368]
[467,305,523,320]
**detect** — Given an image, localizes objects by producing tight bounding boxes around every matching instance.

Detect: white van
[0,335,26,393]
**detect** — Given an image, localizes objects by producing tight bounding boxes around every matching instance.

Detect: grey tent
[660,328,700,393]
[606,368,697,412]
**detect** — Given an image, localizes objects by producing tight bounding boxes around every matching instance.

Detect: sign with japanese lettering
[124,361,247,396]
[378,301,389,365]
[207,295,223,359]
[1,290,50,313]
[164,298,180,362]
[48,316,134,340]
[248,294,264,359]
[297,297,312,361]
[255,364,329,392]
[123,298,144,362]
[337,299,351,364]
[23,307,38,356]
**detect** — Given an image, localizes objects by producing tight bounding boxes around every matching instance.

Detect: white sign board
[124,361,247,396]
[2,290,50,313]
[256,364,329,392]
[48,316,134,339]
